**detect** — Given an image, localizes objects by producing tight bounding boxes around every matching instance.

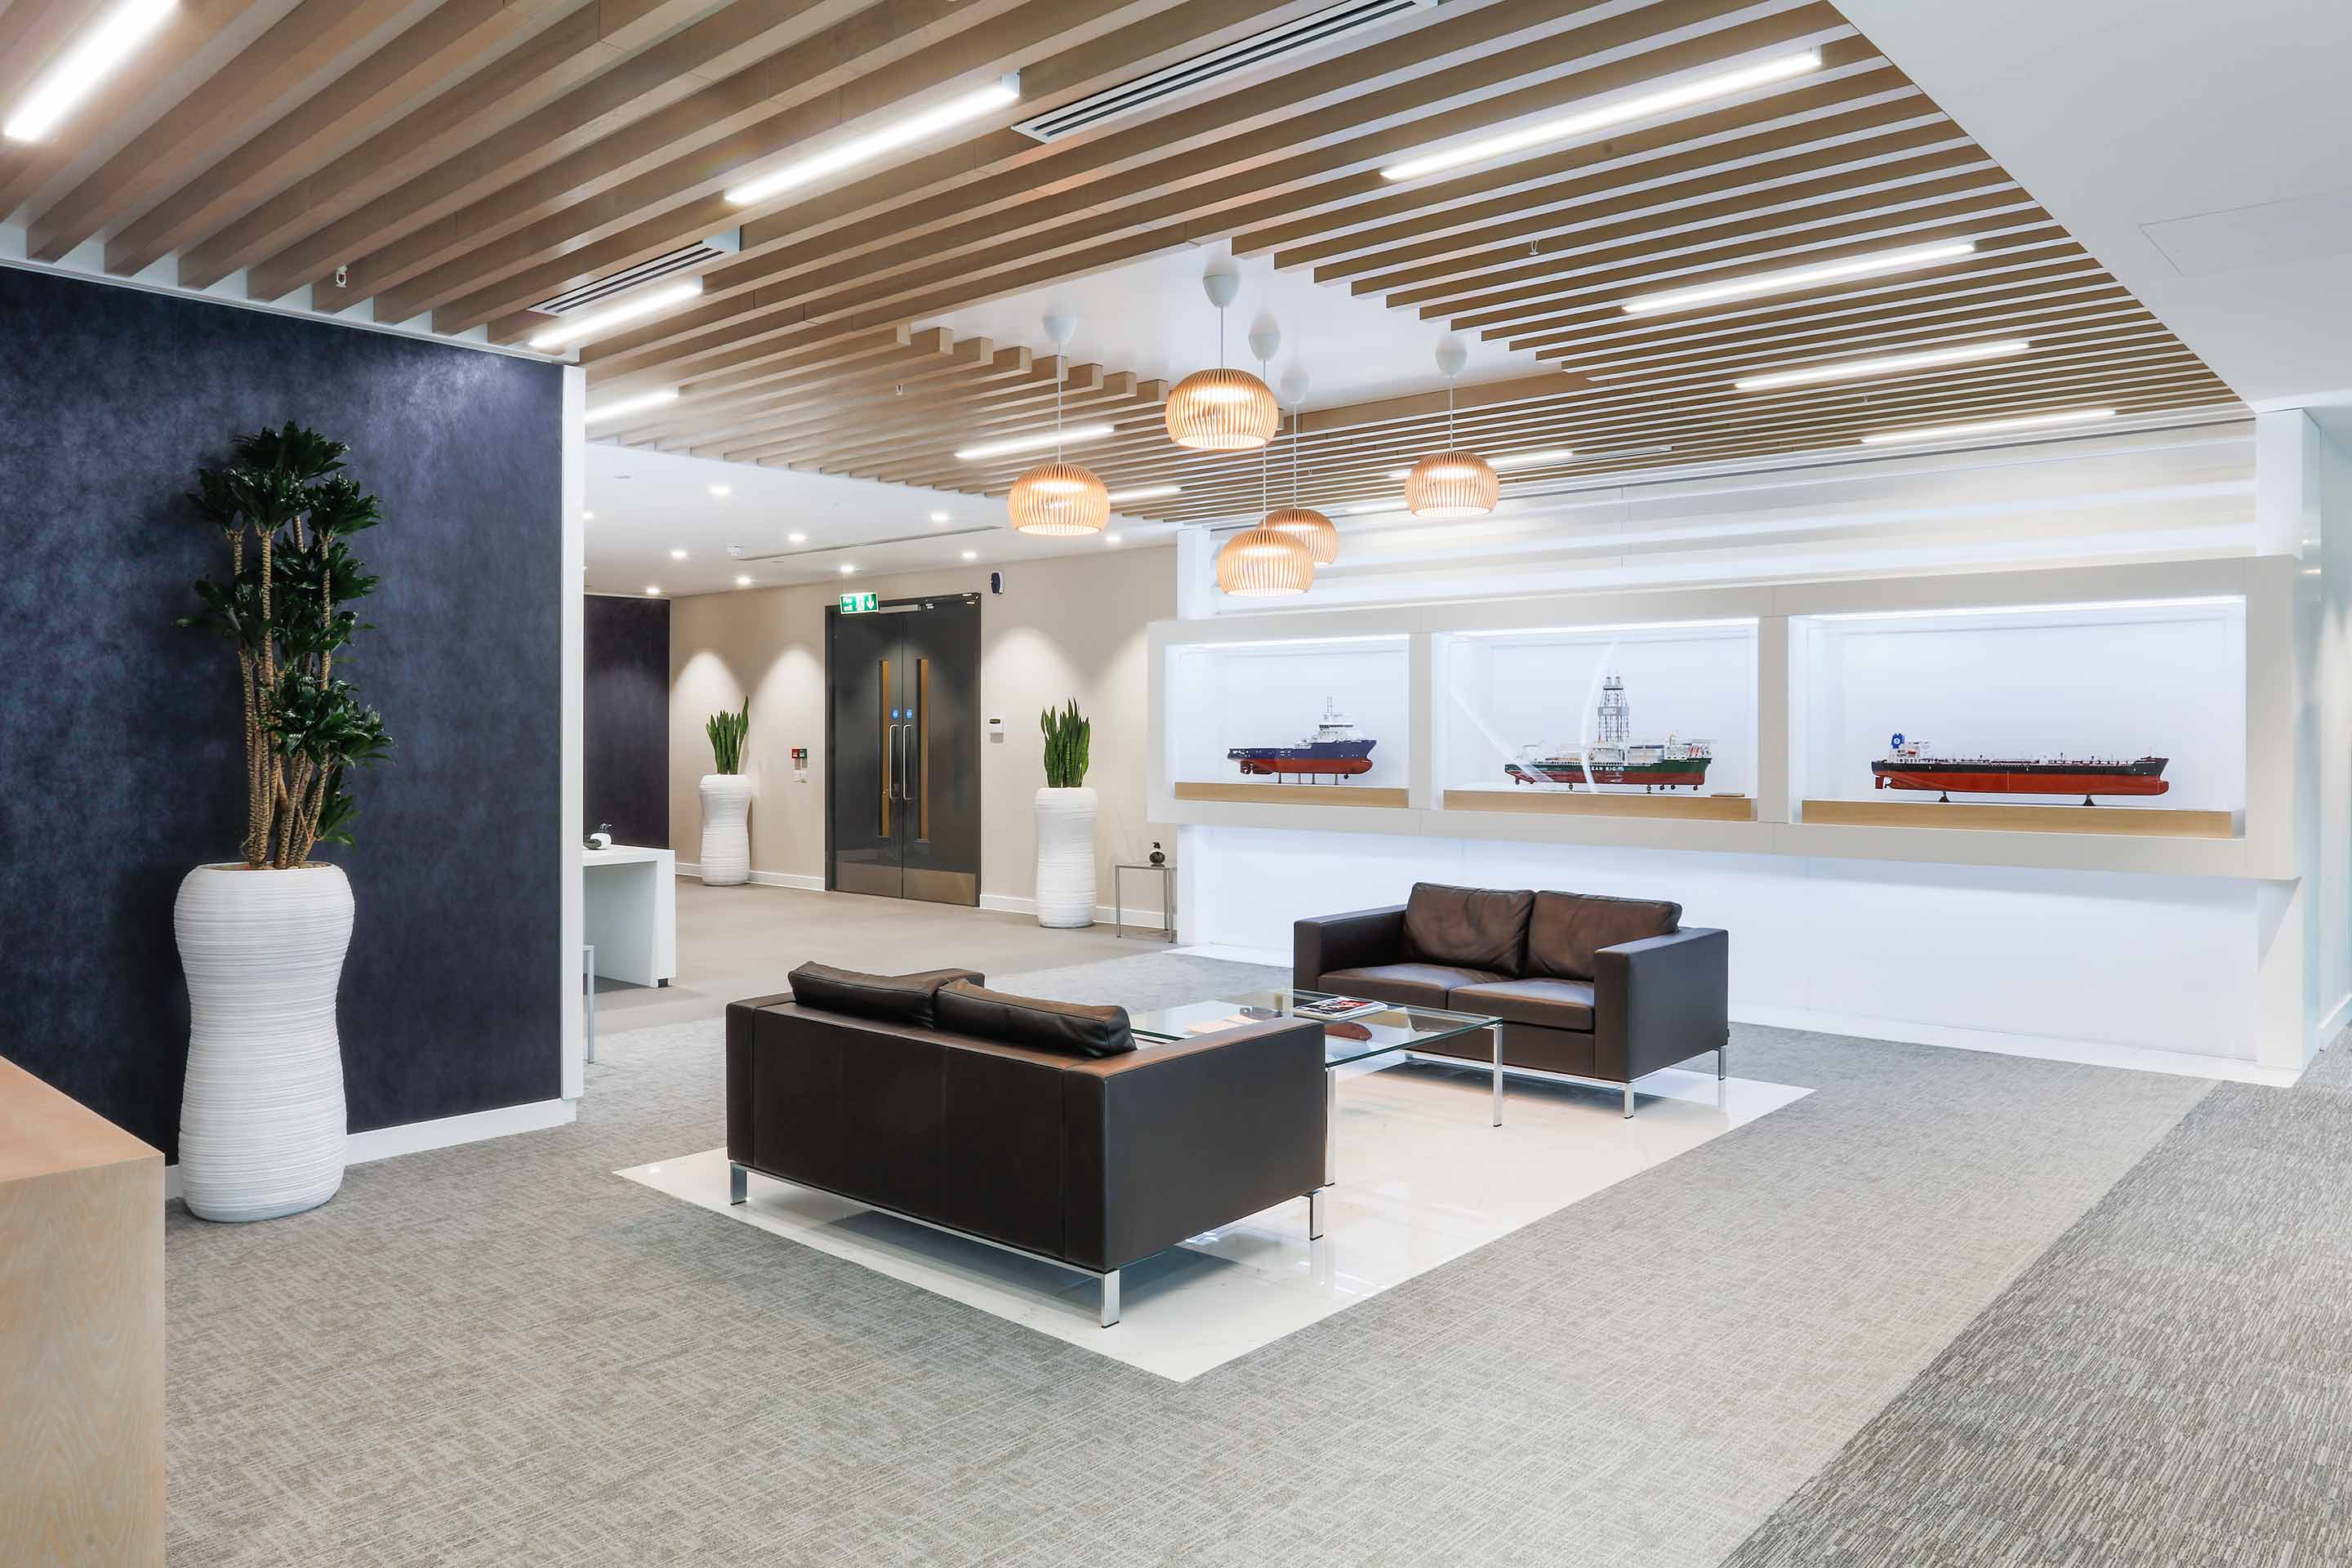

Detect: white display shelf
[1146,557,2294,880]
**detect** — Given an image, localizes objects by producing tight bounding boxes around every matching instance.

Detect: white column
[560,366,587,1101]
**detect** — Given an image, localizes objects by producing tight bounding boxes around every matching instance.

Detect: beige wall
[669,546,1174,911]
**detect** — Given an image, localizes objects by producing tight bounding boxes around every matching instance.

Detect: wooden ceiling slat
[27,0,436,263]
[1358,145,1999,305]
[0,0,273,222]
[559,0,1845,364]
[6,0,2238,492]
[412,0,1204,334]
[231,0,808,301]
[1246,70,1927,268]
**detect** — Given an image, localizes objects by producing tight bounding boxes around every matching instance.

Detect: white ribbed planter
[1033,786,1098,929]
[175,862,353,1223]
[699,773,753,886]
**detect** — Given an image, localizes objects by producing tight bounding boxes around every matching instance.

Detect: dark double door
[826,594,982,905]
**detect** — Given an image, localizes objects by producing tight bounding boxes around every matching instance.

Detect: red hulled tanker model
[1871,733,2169,804]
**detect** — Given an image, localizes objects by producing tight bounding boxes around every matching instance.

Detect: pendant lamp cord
[1054,352,1064,462]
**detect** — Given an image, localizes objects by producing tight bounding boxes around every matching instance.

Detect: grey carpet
[1721,1038,2352,1568]
[165,956,2214,1567]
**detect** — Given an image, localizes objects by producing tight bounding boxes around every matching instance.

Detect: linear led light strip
[1860,408,2117,446]
[954,422,1115,461]
[4,0,176,141]
[1379,49,1820,182]
[585,388,679,425]
[1105,483,1182,502]
[529,279,704,351]
[1623,240,1977,315]
[1735,339,2033,391]
[727,74,1020,206]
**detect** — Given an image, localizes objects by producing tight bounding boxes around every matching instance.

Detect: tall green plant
[1040,699,1090,788]
[706,701,750,774]
[182,423,390,869]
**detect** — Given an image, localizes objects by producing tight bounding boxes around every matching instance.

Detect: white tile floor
[619,1056,1809,1382]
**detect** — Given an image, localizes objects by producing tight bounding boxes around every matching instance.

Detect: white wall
[1192,825,2262,1062]
[669,547,1176,911]
[1170,427,2345,1078]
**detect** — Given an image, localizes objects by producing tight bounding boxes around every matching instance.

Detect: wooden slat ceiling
[4,0,2239,526]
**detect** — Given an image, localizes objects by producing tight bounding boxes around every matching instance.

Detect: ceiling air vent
[1013,0,1436,144]
[531,229,741,315]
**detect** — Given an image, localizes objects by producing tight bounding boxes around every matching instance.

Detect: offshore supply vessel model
[1227,700,1379,782]
[1504,674,1715,791]
[1871,733,2170,804]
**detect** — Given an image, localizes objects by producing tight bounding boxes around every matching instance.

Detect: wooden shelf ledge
[1800,798,2237,839]
[1441,789,1756,822]
[1174,782,1409,808]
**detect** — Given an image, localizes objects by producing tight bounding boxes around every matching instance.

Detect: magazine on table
[1294,995,1385,1022]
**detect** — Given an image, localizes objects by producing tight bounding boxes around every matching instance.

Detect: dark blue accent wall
[0,265,565,1159]
[584,594,670,849]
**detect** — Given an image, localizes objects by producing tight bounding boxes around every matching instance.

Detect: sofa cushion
[936,980,1135,1058]
[1401,883,1535,974]
[1319,962,1507,1009]
[787,963,985,1027]
[1449,977,1596,1033]
[1525,892,1681,982]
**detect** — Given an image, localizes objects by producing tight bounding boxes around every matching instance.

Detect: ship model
[1872,733,2169,804]
[1227,699,1377,782]
[1505,674,1714,791]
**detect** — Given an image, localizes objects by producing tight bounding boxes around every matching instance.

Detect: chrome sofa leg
[729,1162,747,1205]
[1308,1188,1327,1241]
[1717,1044,1728,1080]
[1099,1270,1122,1328]
[1623,1084,1635,1119]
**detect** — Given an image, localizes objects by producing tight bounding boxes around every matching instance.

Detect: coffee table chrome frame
[729,1160,1321,1328]
[1400,1041,1728,1119]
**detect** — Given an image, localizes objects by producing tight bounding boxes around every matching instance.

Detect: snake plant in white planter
[1034,700,1095,927]
[700,701,752,885]
[176,424,390,1223]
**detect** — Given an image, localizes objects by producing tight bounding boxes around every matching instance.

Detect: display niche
[1166,635,1410,806]
[1439,620,1758,821]
[1792,596,2245,837]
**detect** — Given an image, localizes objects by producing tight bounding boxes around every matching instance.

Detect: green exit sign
[839,591,878,614]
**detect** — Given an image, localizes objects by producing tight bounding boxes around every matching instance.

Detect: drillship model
[1227,699,1378,780]
[1505,674,1714,791]
[1871,733,2170,804]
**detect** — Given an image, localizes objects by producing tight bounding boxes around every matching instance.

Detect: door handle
[898,723,911,801]
[879,660,892,835]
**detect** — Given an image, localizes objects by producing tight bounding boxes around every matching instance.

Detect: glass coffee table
[1128,988,1503,1192]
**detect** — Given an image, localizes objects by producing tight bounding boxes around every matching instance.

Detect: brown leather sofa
[725,964,1328,1326]
[1294,883,1728,1116]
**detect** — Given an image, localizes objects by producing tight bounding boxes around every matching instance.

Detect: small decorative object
[1165,256,1278,452]
[1034,699,1097,928]
[1227,699,1376,782]
[1148,841,1165,866]
[1009,312,1109,536]
[1506,674,1715,792]
[1872,733,2170,804]
[586,822,614,851]
[701,700,753,885]
[176,423,392,1223]
[1405,340,1499,519]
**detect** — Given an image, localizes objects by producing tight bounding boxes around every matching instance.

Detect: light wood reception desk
[0,1055,165,1566]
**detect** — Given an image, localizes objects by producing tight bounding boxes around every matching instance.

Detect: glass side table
[1112,862,1175,941]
